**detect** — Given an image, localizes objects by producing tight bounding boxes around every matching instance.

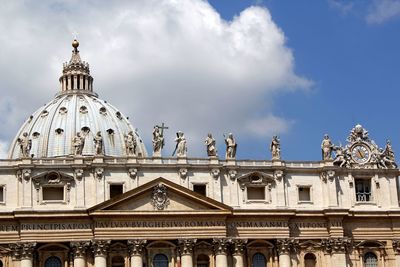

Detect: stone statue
[224,133,237,159]
[72,132,85,156]
[321,134,334,160]
[17,132,32,158]
[347,124,369,143]
[124,131,137,156]
[205,133,217,157]
[270,135,281,160]
[333,146,349,168]
[377,140,397,169]
[93,131,103,155]
[152,126,164,156]
[173,131,187,157]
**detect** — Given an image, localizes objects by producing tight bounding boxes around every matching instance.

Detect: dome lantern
[59,39,94,94]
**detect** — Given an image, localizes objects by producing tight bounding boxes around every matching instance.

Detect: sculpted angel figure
[124,131,137,156]
[72,132,85,156]
[270,135,281,160]
[93,131,103,155]
[224,133,237,159]
[204,133,217,157]
[321,134,334,160]
[173,131,187,157]
[17,132,32,158]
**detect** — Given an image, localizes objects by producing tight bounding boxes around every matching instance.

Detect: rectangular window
[110,184,124,199]
[43,187,64,201]
[0,186,5,203]
[247,187,265,200]
[298,186,311,202]
[193,184,207,196]
[355,179,371,202]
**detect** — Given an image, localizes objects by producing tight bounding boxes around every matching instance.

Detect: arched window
[153,254,168,267]
[197,254,209,267]
[364,252,378,267]
[304,253,316,267]
[112,255,125,267]
[45,256,62,267]
[252,253,266,267]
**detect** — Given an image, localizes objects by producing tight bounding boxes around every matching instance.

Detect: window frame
[108,182,125,200]
[41,185,66,204]
[0,185,6,205]
[297,185,313,204]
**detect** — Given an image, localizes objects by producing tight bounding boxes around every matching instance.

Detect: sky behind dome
[0,0,399,160]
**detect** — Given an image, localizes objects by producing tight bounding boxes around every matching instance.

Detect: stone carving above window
[32,171,74,204]
[237,171,274,191]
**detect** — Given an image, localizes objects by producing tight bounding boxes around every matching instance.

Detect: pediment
[89,178,232,214]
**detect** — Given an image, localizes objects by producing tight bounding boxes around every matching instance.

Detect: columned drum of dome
[8,40,147,158]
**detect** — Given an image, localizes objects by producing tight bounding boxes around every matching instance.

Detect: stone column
[232,239,247,267]
[213,238,230,267]
[128,239,147,267]
[321,238,350,267]
[393,240,400,267]
[277,239,292,267]
[179,239,196,267]
[71,241,90,267]
[92,240,110,267]
[20,243,36,267]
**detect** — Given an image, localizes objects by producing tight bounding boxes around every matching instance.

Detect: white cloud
[328,0,354,15]
[366,0,400,24]
[0,0,310,158]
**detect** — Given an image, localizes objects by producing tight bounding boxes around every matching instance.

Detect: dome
[8,40,147,159]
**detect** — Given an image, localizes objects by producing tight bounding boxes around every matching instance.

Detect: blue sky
[209,0,400,160]
[0,0,399,161]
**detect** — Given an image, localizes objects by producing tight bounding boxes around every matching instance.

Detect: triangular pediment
[89,178,232,215]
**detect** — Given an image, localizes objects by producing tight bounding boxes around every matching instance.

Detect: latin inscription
[0,220,342,232]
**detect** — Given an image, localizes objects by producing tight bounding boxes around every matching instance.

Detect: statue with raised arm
[124,131,137,156]
[321,134,334,160]
[205,133,217,157]
[224,133,237,159]
[173,131,187,157]
[152,126,164,156]
[17,132,32,158]
[73,132,85,156]
[93,131,103,155]
[270,135,281,160]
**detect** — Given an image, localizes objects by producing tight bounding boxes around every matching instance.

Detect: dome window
[79,106,88,114]
[28,115,34,122]
[116,111,122,120]
[107,129,114,135]
[99,107,107,115]
[41,110,49,118]
[81,126,90,134]
[55,128,64,135]
[32,132,40,138]
[59,107,67,114]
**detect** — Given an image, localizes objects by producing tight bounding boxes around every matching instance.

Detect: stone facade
[0,40,398,267]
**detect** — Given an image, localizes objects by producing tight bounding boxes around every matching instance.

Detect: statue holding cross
[152,123,168,157]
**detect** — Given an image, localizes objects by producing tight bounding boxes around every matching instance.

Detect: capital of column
[231,239,248,255]
[92,240,111,257]
[213,238,231,255]
[179,239,197,255]
[71,241,90,258]
[321,237,351,254]
[276,239,295,255]
[393,240,400,255]
[128,239,147,256]
[20,242,36,260]
[9,243,22,260]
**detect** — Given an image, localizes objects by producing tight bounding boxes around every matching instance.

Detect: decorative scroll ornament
[332,124,398,169]
[17,169,31,181]
[320,170,335,183]
[179,168,188,179]
[276,239,297,255]
[211,168,220,179]
[75,169,84,180]
[20,242,36,260]
[128,168,138,179]
[228,169,238,180]
[94,168,104,180]
[151,184,170,210]
[274,170,284,181]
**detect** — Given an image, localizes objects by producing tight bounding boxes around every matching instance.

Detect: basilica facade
[0,40,399,267]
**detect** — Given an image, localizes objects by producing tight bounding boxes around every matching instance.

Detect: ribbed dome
[8,40,148,159]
